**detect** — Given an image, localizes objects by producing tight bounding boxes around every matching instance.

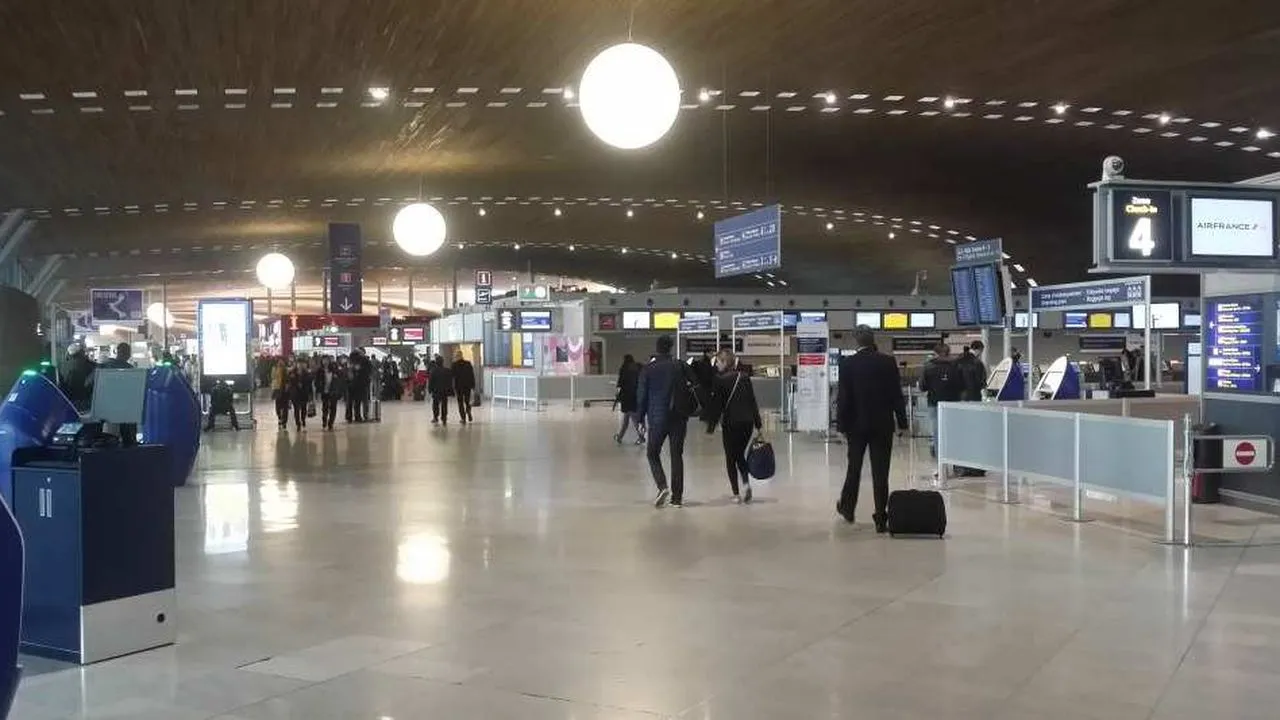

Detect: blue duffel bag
[746,437,776,480]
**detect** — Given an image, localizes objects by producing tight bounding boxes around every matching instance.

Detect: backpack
[669,364,707,419]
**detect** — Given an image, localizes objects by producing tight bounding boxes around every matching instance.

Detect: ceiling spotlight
[696,209,705,220]
[626,208,634,218]
[477,207,487,216]
[825,221,834,231]
[255,252,295,289]
[1052,102,1069,115]
[568,244,576,251]
[698,88,711,103]
[943,96,956,110]
[1158,112,1171,125]
[620,247,628,254]
[824,91,837,105]
[888,231,896,239]
[670,251,677,259]
[562,86,575,100]
[1258,128,1274,140]
[368,86,389,101]
[513,242,521,250]
[553,207,563,217]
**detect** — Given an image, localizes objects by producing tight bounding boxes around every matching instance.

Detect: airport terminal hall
[9,3,1280,719]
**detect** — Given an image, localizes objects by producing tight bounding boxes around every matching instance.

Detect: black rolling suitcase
[887,489,947,538]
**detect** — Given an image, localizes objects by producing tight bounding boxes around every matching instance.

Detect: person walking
[287,359,313,431]
[317,357,348,431]
[919,342,964,460]
[451,352,476,424]
[271,359,290,429]
[636,335,697,508]
[612,354,645,445]
[348,351,372,422]
[428,355,454,425]
[835,326,909,532]
[706,350,763,503]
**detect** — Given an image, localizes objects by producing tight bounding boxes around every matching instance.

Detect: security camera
[1101,155,1125,181]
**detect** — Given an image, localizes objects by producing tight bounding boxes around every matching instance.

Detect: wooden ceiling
[1,0,1278,302]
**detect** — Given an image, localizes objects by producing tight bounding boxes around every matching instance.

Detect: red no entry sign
[1235,441,1257,466]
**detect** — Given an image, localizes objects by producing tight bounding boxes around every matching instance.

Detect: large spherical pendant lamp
[578,42,681,150]
[255,252,295,289]
[393,203,447,257]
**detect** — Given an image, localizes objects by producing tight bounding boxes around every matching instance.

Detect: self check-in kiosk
[1034,356,1082,400]
[140,365,201,487]
[6,369,176,664]
[985,359,1027,401]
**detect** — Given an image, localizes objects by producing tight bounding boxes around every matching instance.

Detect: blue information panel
[89,288,144,324]
[1031,277,1147,312]
[973,263,1005,325]
[714,205,781,278]
[732,311,783,331]
[1206,298,1263,392]
[951,267,979,326]
[327,223,363,314]
[953,238,1003,267]
[678,317,718,334]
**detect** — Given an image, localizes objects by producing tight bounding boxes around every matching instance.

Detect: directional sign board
[715,205,781,278]
[1092,178,1280,273]
[1030,276,1149,312]
[1205,297,1263,392]
[953,238,1003,267]
[327,223,363,314]
[474,269,493,306]
[89,288,144,324]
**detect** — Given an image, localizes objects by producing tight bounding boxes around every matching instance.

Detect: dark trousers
[432,394,450,422]
[203,409,238,431]
[456,389,474,421]
[321,395,339,428]
[841,430,894,518]
[274,393,290,426]
[347,386,368,422]
[646,418,688,501]
[721,422,754,495]
[292,400,308,428]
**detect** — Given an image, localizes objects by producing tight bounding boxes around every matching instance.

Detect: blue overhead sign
[327,223,363,314]
[714,205,782,278]
[733,311,784,331]
[678,317,719,334]
[953,238,1003,267]
[1030,276,1148,312]
[89,288,144,324]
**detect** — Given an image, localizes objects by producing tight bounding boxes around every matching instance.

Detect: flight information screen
[972,263,1005,325]
[1206,298,1263,392]
[951,266,979,326]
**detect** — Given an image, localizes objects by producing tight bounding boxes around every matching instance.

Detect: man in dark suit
[636,335,691,508]
[836,326,909,533]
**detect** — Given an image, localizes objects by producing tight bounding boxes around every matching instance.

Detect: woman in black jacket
[613,354,645,445]
[287,359,314,431]
[707,350,763,503]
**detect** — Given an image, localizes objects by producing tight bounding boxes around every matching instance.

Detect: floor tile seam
[225,642,440,714]
[1144,537,1253,720]
[508,690,671,718]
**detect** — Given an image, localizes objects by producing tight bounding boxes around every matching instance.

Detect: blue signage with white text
[715,205,782,278]
[732,311,784,331]
[953,238,1003,267]
[327,223,363,314]
[678,317,718,334]
[1030,277,1148,312]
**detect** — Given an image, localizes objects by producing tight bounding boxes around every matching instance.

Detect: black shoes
[873,513,889,534]
[836,502,855,524]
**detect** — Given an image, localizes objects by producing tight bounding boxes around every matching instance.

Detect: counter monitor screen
[1189,196,1277,258]
[518,311,552,332]
[882,312,909,330]
[622,311,651,330]
[909,312,935,329]
[91,368,149,425]
[652,311,680,330]
[798,311,827,324]
[1014,312,1038,329]
[1087,312,1113,329]
[854,311,881,329]
[1064,312,1087,329]
[1183,313,1201,329]
[1113,311,1132,329]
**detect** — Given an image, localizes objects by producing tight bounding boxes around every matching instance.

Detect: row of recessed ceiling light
[7,84,1275,158]
[28,193,1034,287]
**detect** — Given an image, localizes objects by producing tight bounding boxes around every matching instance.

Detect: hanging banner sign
[327,223,363,314]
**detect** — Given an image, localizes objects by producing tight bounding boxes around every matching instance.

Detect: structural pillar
[290,281,297,312]
[407,274,415,313]
[0,218,34,269]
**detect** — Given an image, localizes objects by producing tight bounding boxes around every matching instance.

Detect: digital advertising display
[1207,298,1263,392]
[197,299,251,377]
[1110,189,1173,262]
[1189,197,1276,258]
[951,266,979,326]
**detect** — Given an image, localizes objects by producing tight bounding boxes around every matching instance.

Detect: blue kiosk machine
[1033,356,1083,400]
[984,358,1027,401]
[0,365,200,669]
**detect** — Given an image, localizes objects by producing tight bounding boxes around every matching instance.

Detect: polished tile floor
[12,400,1280,719]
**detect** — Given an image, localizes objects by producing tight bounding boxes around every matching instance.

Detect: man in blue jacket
[636,335,692,508]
